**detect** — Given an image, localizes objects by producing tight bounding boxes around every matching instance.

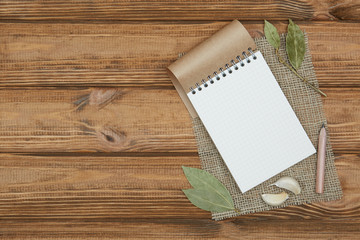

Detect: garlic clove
[271,176,301,195]
[261,192,289,206]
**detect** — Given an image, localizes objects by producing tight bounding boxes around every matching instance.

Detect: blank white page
[188,51,316,193]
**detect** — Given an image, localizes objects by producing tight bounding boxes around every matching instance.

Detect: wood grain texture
[0,153,358,220]
[1,0,359,238]
[0,0,358,22]
[0,88,359,154]
[0,153,358,240]
[1,22,360,88]
[0,88,194,153]
[0,219,359,240]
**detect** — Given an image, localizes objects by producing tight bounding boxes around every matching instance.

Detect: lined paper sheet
[188,51,316,192]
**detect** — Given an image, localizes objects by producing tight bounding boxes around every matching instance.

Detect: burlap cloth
[192,35,343,220]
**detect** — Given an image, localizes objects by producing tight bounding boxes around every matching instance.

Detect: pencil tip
[321,123,325,128]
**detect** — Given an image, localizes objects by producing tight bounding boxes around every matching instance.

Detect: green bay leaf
[182,189,234,213]
[286,19,306,70]
[264,20,280,49]
[182,166,234,209]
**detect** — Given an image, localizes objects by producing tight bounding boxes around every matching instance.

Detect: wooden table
[0,1,359,239]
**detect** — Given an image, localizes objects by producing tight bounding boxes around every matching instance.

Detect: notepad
[168,20,316,192]
[187,51,315,192]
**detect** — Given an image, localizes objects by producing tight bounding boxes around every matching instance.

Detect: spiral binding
[190,47,257,94]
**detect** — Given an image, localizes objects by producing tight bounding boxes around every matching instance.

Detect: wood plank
[0,22,359,88]
[0,219,360,239]
[0,0,357,22]
[0,153,358,220]
[0,88,194,153]
[1,2,359,239]
[0,88,359,153]
[323,88,360,154]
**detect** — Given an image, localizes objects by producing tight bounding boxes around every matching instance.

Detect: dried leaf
[286,19,306,70]
[182,166,234,209]
[264,20,280,49]
[182,188,234,212]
